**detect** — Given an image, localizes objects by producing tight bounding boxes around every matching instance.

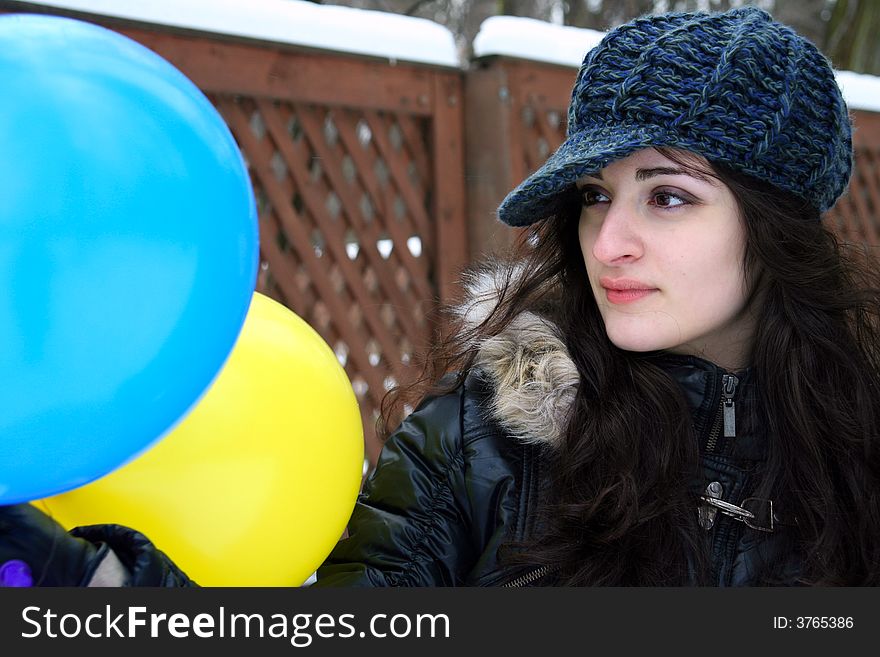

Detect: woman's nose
[590,202,644,265]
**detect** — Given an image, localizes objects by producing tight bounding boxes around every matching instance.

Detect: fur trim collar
[453,264,578,449]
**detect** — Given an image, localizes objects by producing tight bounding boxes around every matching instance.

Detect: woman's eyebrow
[580,167,715,183]
[636,167,712,182]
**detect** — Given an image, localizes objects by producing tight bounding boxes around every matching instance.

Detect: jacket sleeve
[70,524,196,587]
[0,503,196,587]
[314,383,478,587]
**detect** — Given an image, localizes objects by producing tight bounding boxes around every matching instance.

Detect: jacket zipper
[705,373,738,452]
[502,565,552,587]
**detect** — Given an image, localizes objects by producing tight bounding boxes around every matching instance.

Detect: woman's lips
[604,288,657,304]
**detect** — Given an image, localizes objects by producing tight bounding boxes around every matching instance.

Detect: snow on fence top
[473,16,606,69]
[474,15,880,114]
[15,3,880,112]
[15,0,459,67]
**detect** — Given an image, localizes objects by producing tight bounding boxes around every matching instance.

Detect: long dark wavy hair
[379,147,880,585]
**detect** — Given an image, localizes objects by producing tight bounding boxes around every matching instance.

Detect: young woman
[317,6,880,587]
[3,6,878,586]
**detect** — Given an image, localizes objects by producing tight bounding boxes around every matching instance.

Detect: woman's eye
[580,188,609,206]
[652,191,688,208]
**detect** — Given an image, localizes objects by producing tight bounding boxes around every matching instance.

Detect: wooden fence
[100,24,465,465]
[6,6,880,465]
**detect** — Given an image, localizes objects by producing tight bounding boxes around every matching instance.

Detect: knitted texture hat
[497,7,853,227]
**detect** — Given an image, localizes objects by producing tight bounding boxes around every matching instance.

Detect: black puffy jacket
[315,306,803,587]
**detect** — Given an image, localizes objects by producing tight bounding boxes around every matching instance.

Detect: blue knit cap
[497,7,853,227]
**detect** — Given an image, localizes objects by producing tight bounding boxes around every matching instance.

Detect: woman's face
[578,148,757,370]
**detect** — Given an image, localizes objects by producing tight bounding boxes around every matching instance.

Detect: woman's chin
[605,327,678,354]
[610,339,671,353]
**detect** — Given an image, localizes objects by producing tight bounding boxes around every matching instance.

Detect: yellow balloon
[39,292,363,586]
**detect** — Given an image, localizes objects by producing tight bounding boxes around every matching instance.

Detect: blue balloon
[0,15,258,503]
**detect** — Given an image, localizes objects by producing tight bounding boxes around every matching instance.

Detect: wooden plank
[372,179,435,302]
[314,112,433,323]
[334,112,435,301]
[832,191,862,243]
[534,104,566,153]
[509,59,578,116]
[827,196,860,243]
[218,98,389,410]
[332,112,390,217]
[847,110,880,246]
[0,6,438,114]
[463,62,519,258]
[504,71,530,201]
[395,114,432,189]
[432,72,469,305]
[854,148,880,244]
[376,180,435,335]
[254,100,410,384]
[508,60,573,186]
[117,28,437,115]
[853,110,880,149]
[366,109,433,240]
[258,214,307,311]
[523,120,546,173]
[842,157,877,245]
[285,103,426,341]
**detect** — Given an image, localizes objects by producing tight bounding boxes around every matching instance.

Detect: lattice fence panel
[214,94,436,462]
[828,144,880,247]
[519,104,568,177]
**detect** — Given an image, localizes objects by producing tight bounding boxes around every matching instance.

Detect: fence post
[432,71,469,305]
[464,58,520,260]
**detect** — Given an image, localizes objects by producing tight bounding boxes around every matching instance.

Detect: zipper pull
[722,374,738,438]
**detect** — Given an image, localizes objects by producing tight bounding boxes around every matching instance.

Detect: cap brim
[497,122,675,227]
